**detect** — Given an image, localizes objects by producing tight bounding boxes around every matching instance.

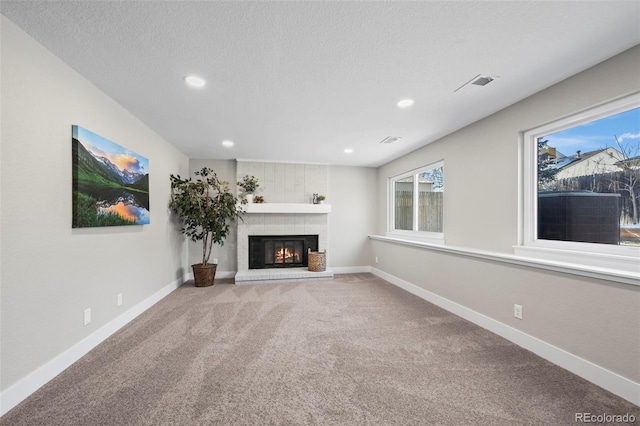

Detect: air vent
[454,74,498,92]
[471,76,494,86]
[379,136,401,144]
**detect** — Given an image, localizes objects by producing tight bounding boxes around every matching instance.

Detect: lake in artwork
[72,125,150,227]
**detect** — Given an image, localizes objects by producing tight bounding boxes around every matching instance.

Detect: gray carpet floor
[2,273,638,425]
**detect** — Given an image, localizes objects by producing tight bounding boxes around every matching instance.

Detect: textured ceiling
[1,1,639,167]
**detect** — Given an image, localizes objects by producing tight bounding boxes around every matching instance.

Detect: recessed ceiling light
[397,99,414,108]
[184,75,206,88]
[344,148,353,154]
[222,140,234,147]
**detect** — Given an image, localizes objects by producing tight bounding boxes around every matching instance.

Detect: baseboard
[370,267,640,406]
[0,275,186,417]
[330,265,372,274]
[188,266,372,282]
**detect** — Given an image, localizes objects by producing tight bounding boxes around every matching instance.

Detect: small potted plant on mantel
[237,175,260,203]
[170,167,245,287]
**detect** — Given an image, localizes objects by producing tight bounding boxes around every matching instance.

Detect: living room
[1,2,638,423]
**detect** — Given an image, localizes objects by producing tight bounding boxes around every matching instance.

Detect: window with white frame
[389,161,444,243]
[519,92,640,272]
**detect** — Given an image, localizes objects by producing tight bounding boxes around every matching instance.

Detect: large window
[521,93,640,271]
[389,161,444,243]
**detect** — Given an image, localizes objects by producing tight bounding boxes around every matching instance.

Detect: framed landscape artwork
[72,125,150,227]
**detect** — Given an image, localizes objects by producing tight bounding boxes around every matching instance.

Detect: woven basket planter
[192,263,217,287]
[308,250,326,272]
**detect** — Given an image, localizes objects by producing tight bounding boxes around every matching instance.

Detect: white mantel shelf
[242,203,331,214]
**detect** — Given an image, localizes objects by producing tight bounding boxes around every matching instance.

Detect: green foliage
[73,138,149,194]
[73,191,97,227]
[73,138,123,189]
[237,175,260,194]
[170,167,245,264]
[72,138,149,227]
[129,174,149,192]
[537,138,559,187]
[317,195,326,201]
[72,191,136,227]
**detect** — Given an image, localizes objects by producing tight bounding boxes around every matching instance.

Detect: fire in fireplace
[273,244,301,264]
[249,235,318,269]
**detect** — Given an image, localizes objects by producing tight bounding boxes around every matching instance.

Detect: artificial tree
[170,167,245,286]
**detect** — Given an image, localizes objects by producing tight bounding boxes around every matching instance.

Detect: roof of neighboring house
[615,154,640,168]
[549,148,607,170]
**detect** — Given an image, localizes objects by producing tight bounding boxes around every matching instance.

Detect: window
[519,92,640,271]
[389,161,444,243]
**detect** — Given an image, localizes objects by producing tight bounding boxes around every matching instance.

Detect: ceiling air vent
[471,76,494,86]
[454,74,498,92]
[379,136,401,144]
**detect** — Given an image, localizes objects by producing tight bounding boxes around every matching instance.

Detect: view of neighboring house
[548,147,624,179]
[616,154,640,170]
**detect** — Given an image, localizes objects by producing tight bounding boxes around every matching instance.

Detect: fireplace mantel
[235,161,331,282]
[242,203,331,214]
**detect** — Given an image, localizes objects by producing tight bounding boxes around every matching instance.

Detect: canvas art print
[72,125,150,227]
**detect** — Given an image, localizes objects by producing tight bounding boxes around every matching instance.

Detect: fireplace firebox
[249,235,319,269]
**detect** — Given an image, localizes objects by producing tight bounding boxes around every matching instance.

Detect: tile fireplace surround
[235,161,333,284]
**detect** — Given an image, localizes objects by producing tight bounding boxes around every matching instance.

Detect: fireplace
[249,235,319,269]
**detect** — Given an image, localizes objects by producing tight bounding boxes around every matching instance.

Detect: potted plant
[170,167,245,287]
[237,175,260,203]
[317,195,326,204]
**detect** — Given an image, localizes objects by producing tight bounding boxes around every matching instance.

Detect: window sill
[385,231,444,245]
[513,245,639,275]
[369,235,640,287]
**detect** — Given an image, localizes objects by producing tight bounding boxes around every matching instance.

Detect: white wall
[0,15,189,395]
[373,46,640,387]
[237,161,328,204]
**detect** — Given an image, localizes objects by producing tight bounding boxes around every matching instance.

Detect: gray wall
[373,46,640,382]
[328,165,376,269]
[0,17,189,391]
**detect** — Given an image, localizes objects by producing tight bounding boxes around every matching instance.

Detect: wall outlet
[83,308,91,326]
[213,258,218,264]
[375,256,378,263]
[514,304,523,320]
[117,293,123,307]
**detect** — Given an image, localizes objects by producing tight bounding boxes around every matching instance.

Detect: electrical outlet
[83,308,91,326]
[514,304,523,320]
[375,256,379,263]
[117,293,123,307]
[213,258,218,264]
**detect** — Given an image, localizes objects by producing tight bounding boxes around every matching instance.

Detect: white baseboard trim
[370,267,640,406]
[0,276,186,417]
[187,267,372,282]
[330,266,372,274]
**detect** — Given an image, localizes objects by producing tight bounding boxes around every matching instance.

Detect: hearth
[249,235,318,269]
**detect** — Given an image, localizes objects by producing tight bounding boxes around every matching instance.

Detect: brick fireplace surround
[235,160,334,284]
